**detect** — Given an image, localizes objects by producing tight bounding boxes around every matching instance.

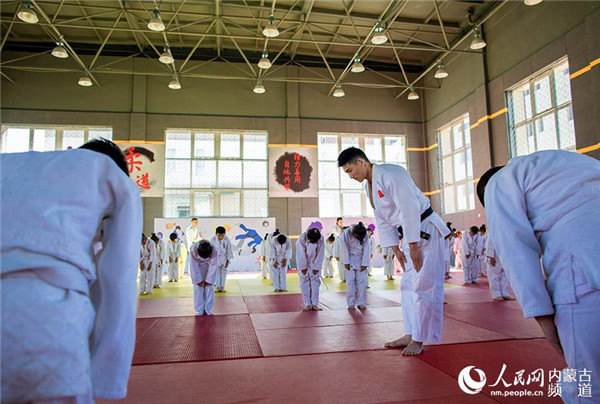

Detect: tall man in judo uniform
[1,139,142,402]
[296,228,326,311]
[189,239,219,315]
[184,218,201,275]
[269,233,292,292]
[338,147,449,356]
[211,226,233,293]
[485,237,511,301]
[140,234,156,295]
[339,223,371,310]
[477,150,600,403]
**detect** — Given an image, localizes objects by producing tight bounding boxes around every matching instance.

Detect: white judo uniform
[366,163,449,343]
[189,241,218,315]
[167,239,181,281]
[184,224,201,275]
[333,237,345,281]
[211,235,233,289]
[329,223,343,238]
[340,226,371,307]
[322,241,335,277]
[476,233,488,276]
[154,238,166,286]
[486,150,600,404]
[296,232,326,306]
[383,247,395,277]
[0,149,142,402]
[269,236,292,291]
[260,237,270,278]
[485,237,510,299]
[444,237,452,276]
[461,232,478,283]
[367,235,375,276]
[140,238,156,294]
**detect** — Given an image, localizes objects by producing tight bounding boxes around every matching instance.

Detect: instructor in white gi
[477,150,600,403]
[1,139,143,402]
[338,147,449,356]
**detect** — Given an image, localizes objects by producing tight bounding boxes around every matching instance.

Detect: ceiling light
[351,58,365,73]
[159,47,174,64]
[51,42,68,59]
[470,28,486,50]
[371,23,388,45]
[407,88,419,100]
[263,14,279,38]
[258,53,271,69]
[18,2,38,24]
[333,84,345,98]
[168,76,181,90]
[434,61,448,79]
[78,72,92,87]
[148,8,165,31]
[524,0,543,5]
[253,80,266,94]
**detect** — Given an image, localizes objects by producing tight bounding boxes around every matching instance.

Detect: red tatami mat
[110,350,466,404]
[250,306,403,330]
[243,294,309,313]
[417,339,567,403]
[442,301,544,339]
[136,296,249,318]
[135,318,159,342]
[132,314,263,365]
[318,291,401,310]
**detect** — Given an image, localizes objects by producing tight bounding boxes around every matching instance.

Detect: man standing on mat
[338,147,449,356]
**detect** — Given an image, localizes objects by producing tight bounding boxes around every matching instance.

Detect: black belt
[420,206,433,222]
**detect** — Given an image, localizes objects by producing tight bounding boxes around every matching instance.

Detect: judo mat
[132,314,263,365]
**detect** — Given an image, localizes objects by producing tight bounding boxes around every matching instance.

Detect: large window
[164,129,268,218]
[1,125,112,153]
[438,114,475,214]
[507,57,576,157]
[317,133,407,217]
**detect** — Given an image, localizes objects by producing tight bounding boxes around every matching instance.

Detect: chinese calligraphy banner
[268,146,318,197]
[119,142,165,197]
[154,217,276,271]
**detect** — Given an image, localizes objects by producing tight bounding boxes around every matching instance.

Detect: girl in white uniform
[189,240,218,315]
[382,246,395,280]
[151,233,164,288]
[167,232,181,282]
[139,234,155,295]
[322,234,335,278]
[333,232,346,282]
[211,226,233,293]
[339,223,371,309]
[485,237,511,301]
[269,233,292,292]
[260,233,270,279]
[476,226,488,277]
[461,227,478,284]
[296,228,325,311]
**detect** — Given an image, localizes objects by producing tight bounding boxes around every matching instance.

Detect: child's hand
[312,270,318,275]
[344,264,350,270]
[360,266,367,272]
[301,269,307,275]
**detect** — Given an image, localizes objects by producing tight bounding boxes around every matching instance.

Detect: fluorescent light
[148,8,165,31]
[168,77,181,89]
[434,61,448,79]
[78,74,92,87]
[258,53,271,69]
[263,14,279,38]
[333,85,345,98]
[159,47,174,64]
[470,28,486,50]
[351,58,365,73]
[407,88,419,100]
[18,3,38,24]
[52,43,68,59]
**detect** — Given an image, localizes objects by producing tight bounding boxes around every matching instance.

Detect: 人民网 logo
[458,366,487,395]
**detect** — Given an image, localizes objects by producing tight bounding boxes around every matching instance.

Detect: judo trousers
[153,262,162,286]
[1,272,94,403]
[407,219,446,343]
[322,259,334,277]
[168,261,179,281]
[384,260,395,277]
[337,259,346,281]
[272,267,287,290]
[462,257,478,283]
[261,260,268,278]
[299,271,321,305]
[215,265,227,288]
[193,284,214,315]
[346,269,367,307]
[139,267,153,293]
[486,261,510,299]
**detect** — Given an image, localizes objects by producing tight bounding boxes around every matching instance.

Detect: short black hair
[307,228,321,243]
[169,233,177,241]
[150,233,159,243]
[351,222,367,244]
[79,138,128,176]
[273,229,280,237]
[470,226,479,234]
[336,217,343,222]
[328,235,335,243]
[476,166,505,207]
[277,234,287,245]
[216,226,226,234]
[191,218,198,222]
[197,240,213,258]
[141,233,147,242]
[479,225,486,232]
[337,147,371,167]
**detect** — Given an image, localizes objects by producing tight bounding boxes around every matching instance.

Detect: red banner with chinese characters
[268,146,318,197]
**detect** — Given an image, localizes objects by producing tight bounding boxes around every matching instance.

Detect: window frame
[1,125,113,153]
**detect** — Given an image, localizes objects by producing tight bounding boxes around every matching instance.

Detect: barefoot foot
[385,335,412,349]
[312,305,323,311]
[402,341,424,356]
[303,305,312,311]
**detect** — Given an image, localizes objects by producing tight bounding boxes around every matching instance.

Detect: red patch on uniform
[378,190,385,198]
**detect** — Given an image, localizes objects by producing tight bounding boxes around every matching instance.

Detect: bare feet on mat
[303,305,312,311]
[312,305,323,311]
[348,305,355,310]
[495,296,504,301]
[385,335,412,349]
[402,341,424,356]
[502,296,515,300]
[357,304,366,310]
